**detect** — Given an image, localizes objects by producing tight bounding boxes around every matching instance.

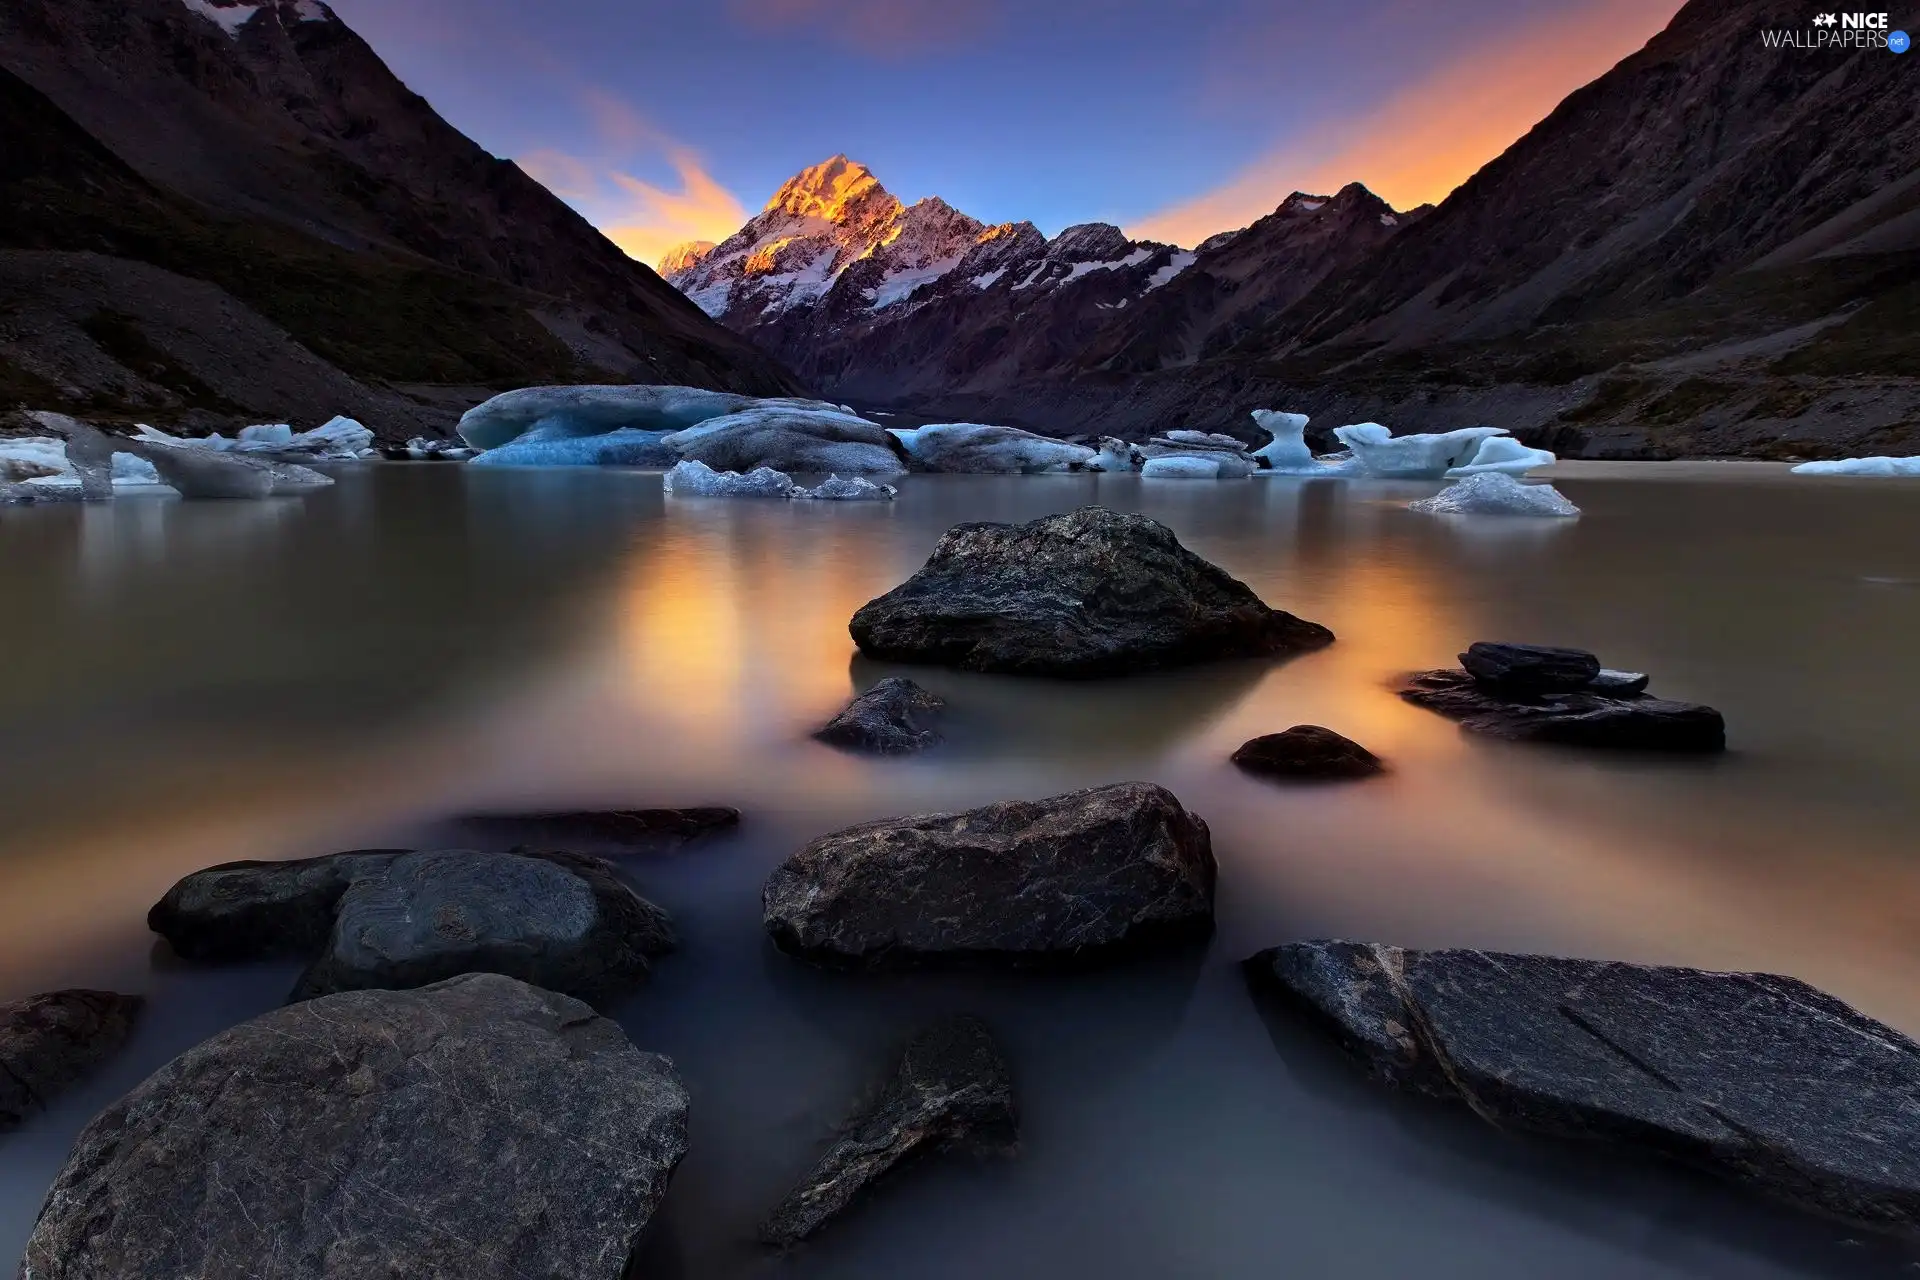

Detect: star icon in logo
[1813,12,1837,25]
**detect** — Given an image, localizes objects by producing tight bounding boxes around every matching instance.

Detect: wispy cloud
[1134,0,1684,246]
[724,0,1002,56]
[516,92,748,271]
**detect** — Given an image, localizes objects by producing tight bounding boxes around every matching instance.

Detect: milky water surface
[4,463,1920,1277]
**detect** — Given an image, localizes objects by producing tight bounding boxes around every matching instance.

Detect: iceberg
[471,425,676,468]
[132,416,373,460]
[1409,472,1580,518]
[793,474,898,501]
[665,405,904,476]
[1447,435,1558,478]
[1087,438,1141,472]
[1163,429,1245,450]
[31,413,331,499]
[457,384,841,451]
[1143,455,1239,479]
[662,459,795,497]
[1250,411,1314,470]
[1791,456,1920,477]
[1334,423,1510,478]
[887,423,1094,474]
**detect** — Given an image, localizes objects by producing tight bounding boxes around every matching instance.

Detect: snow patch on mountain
[180,0,260,34]
[1145,251,1197,291]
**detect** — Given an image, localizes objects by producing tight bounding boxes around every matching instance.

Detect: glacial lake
[4,462,1920,1278]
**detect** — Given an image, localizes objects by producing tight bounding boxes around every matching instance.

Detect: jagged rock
[151,849,675,1003]
[1231,726,1384,780]
[761,1016,1017,1246]
[1400,669,1726,752]
[456,806,741,849]
[764,782,1214,969]
[849,506,1333,677]
[20,975,689,1280]
[0,990,142,1132]
[1460,642,1602,693]
[1246,941,1920,1234]
[813,677,946,755]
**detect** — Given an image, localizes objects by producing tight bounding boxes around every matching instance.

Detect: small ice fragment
[1409,472,1580,517]
[662,459,795,497]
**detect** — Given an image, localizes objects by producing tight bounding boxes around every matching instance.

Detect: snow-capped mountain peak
[656,240,716,275]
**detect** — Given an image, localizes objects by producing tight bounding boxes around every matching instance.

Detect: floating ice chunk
[38,413,330,498]
[1144,455,1234,479]
[1333,423,1511,479]
[400,437,475,461]
[663,459,795,497]
[457,385,844,451]
[1410,472,1580,518]
[667,406,903,476]
[289,416,375,458]
[887,424,1094,474]
[1163,430,1245,450]
[238,423,295,447]
[1250,411,1314,470]
[1087,438,1140,472]
[1791,456,1920,477]
[0,438,71,481]
[472,425,676,468]
[1447,435,1558,478]
[132,417,371,460]
[793,474,897,501]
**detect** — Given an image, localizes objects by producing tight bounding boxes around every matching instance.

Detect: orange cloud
[725,0,1000,55]
[1135,0,1684,246]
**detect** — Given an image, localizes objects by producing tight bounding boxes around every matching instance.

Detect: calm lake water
[5,463,1920,1278]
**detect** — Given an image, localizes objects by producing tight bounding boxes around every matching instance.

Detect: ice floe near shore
[1410,472,1580,518]
[1791,456,1920,477]
[4,413,334,502]
[1249,411,1556,479]
[134,416,374,460]
[662,459,896,501]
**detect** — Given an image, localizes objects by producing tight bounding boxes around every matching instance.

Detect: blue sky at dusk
[327,0,1683,264]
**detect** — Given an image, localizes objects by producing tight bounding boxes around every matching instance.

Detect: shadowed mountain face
[668,0,1920,459]
[0,0,801,437]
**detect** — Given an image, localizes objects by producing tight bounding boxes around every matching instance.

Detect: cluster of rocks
[1400,641,1726,751]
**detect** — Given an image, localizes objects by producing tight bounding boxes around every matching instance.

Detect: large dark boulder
[1231,726,1384,781]
[812,677,946,755]
[1399,669,1726,752]
[1247,942,1920,1233]
[20,975,690,1280]
[764,782,1215,969]
[848,506,1333,677]
[0,990,142,1132]
[151,849,675,1005]
[761,1016,1017,1246]
[1459,642,1602,693]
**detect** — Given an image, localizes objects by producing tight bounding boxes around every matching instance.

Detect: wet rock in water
[151,849,675,1004]
[1232,726,1384,781]
[849,506,1333,677]
[149,850,403,961]
[1460,642,1602,693]
[457,805,741,850]
[1245,941,1920,1234]
[764,781,1215,969]
[0,990,143,1132]
[1400,669,1726,752]
[21,975,689,1280]
[761,1016,1017,1246]
[292,849,675,1004]
[813,677,946,755]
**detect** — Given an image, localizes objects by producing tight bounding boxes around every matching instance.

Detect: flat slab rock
[764,782,1215,969]
[1247,942,1920,1233]
[151,849,675,1005]
[1400,669,1726,751]
[1460,642,1601,693]
[1232,725,1384,780]
[20,974,689,1280]
[0,990,142,1132]
[813,677,946,755]
[848,506,1333,677]
[761,1016,1017,1246]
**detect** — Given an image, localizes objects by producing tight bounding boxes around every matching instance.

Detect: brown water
[5,463,1920,1277]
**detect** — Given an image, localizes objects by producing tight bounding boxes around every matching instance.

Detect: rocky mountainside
[0,0,800,437]
[669,161,1422,409]
[670,0,1920,459]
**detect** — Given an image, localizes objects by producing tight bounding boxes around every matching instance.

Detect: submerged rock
[849,506,1333,677]
[1460,642,1602,693]
[0,990,143,1132]
[1400,668,1726,752]
[761,1016,1017,1246]
[21,975,689,1280]
[291,849,676,1004]
[813,677,946,755]
[151,849,676,1003]
[764,782,1215,969]
[1231,726,1384,781]
[1246,941,1920,1234]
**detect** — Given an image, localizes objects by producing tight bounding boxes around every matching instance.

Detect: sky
[326,0,1686,266]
